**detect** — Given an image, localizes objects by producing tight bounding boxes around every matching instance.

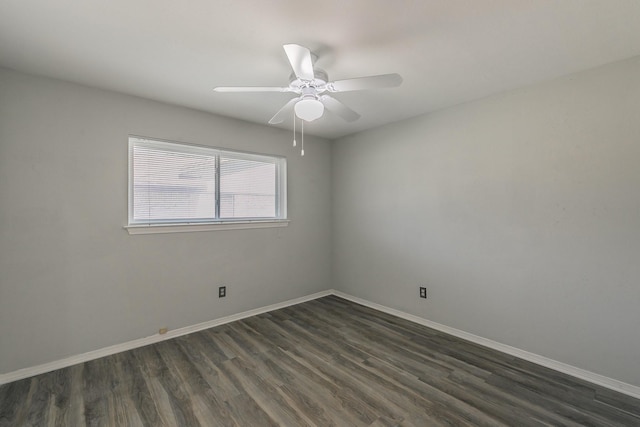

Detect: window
[127,136,287,233]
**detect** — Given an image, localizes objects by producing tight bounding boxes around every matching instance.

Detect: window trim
[126,135,288,234]
[124,219,290,235]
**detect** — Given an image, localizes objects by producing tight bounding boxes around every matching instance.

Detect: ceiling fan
[214,44,403,124]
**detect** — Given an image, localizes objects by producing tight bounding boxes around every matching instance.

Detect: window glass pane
[133,145,216,222]
[220,157,276,218]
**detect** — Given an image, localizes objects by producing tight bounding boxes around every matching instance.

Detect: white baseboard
[2,288,639,401]
[0,290,332,385]
[331,290,640,400]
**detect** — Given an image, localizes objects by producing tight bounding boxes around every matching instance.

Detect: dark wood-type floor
[1,296,639,426]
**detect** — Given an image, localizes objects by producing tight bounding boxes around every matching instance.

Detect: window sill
[124,219,290,235]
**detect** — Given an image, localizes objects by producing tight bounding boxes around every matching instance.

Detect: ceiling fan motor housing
[289,69,328,91]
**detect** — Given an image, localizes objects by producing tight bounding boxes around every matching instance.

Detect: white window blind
[129,137,286,226]
[220,157,277,218]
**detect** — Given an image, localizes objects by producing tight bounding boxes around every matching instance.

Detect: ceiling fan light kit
[294,98,324,122]
[214,43,402,154]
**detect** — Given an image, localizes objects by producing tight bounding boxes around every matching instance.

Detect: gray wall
[0,68,332,374]
[3,55,640,388]
[332,57,640,387]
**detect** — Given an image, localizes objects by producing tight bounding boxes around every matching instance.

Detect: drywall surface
[332,57,640,386]
[0,68,331,374]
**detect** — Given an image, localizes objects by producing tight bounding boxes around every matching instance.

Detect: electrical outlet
[159,327,168,335]
[419,287,427,299]
[218,286,226,298]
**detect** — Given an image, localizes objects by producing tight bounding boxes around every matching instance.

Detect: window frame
[125,136,288,234]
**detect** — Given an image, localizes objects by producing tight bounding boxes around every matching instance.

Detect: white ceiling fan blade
[320,95,361,122]
[268,98,299,124]
[214,86,291,93]
[327,73,403,92]
[283,44,315,81]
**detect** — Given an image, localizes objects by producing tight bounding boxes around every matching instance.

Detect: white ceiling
[1,0,640,139]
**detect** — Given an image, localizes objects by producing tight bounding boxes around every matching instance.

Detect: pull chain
[293,113,297,147]
[301,119,305,156]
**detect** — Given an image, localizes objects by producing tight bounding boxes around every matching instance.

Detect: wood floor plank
[174,336,242,403]
[139,344,202,426]
[269,339,386,426]
[0,377,30,426]
[1,296,639,426]
[275,383,337,427]
[224,355,311,426]
[264,347,370,427]
[224,393,278,426]
[113,349,160,427]
[155,340,231,427]
[50,368,73,427]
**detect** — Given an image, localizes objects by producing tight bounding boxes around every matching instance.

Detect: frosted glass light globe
[295,99,324,122]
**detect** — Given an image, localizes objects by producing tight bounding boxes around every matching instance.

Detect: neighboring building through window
[128,136,286,227]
